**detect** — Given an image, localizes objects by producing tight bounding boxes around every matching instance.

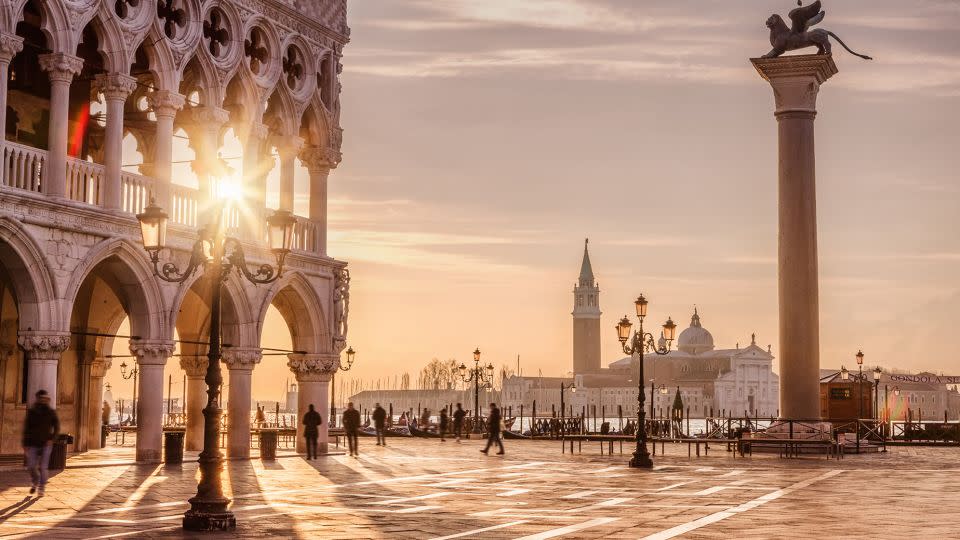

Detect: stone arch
[301,98,331,150]
[256,272,328,354]
[83,7,128,73]
[169,269,257,350]
[131,26,179,92]
[180,51,223,107]
[16,0,71,54]
[0,216,58,332]
[263,85,299,137]
[62,238,167,343]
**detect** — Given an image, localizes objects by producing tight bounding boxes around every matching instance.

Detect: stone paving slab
[1,438,958,538]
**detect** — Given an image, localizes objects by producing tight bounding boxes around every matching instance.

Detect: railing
[170,184,199,228]
[292,216,318,253]
[121,170,154,215]
[65,157,103,205]
[1,140,44,193]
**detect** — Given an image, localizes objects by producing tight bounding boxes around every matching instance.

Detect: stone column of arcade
[242,122,270,240]
[94,73,137,211]
[287,354,337,454]
[223,348,262,458]
[180,354,208,451]
[190,106,230,203]
[0,33,24,144]
[18,333,71,406]
[751,55,838,420]
[274,135,305,213]
[38,53,83,199]
[130,341,174,462]
[86,357,112,449]
[147,91,185,210]
[300,146,332,255]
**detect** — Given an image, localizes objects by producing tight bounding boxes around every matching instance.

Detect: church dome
[677,308,714,354]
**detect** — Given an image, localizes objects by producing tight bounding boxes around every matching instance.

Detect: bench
[737,437,840,460]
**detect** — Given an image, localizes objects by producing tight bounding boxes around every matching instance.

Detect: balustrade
[65,157,103,205]
[1,140,44,193]
[121,170,154,214]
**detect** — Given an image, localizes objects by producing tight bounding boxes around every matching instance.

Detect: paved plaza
[0,438,957,539]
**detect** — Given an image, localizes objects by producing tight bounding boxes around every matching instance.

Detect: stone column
[146,91,185,209]
[18,332,70,407]
[752,55,838,420]
[287,353,339,454]
[180,355,208,451]
[223,348,261,458]
[38,53,83,199]
[94,73,137,211]
[0,34,23,144]
[243,122,269,240]
[299,146,332,255]
[190,107,230,203]
[86,358,111,449]
[274,135,304,213]
[130,341,174,463]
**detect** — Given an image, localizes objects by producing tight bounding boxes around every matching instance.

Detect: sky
[105,0,960,405]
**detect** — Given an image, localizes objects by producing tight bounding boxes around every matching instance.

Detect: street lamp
[840,366,849,381]
[873,366,882,421]
[136,198,295,532]
[855,350,865,451]
[458,348,494,434]
[119,360,139,424]
[559,381,576,435]
[615,293,676,468]
[330,347,356,427]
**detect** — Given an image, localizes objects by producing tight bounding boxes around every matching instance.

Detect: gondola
[408,424,443,438]
[359,426,412,437]
[502,430,531,440]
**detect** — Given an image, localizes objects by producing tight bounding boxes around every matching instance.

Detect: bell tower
[573,239,602,373]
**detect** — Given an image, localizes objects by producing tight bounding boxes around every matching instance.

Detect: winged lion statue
[763,1,872,60]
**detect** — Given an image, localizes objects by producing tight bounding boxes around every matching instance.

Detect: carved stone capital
[94,73,137,101]
[287,353,338,382]
[223,347,262,371]
[272,135,305,159]
[0,33,24,62]
[129,341,175,366]
[249,122,270,143]
[148,90,186,118]
[191,106,230,128]
[751,54,837,115]
[299,145,333,173]
[38,53,84,84]
[180,356,209,377]
[90,358,113,378]
[18,332,71,360]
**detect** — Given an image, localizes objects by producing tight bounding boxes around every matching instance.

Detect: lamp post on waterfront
[136,198,295,532]
[855,350,865,451]
[615,294,677,469]
[560,381,576,434]
[873,366,882,420]
[458,348,494,434]
[119,361,138,425]
[330,347,355,427]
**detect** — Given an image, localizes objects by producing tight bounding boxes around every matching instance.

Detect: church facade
[501,240,780,420]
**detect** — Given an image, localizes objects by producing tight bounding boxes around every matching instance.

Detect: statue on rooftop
[762,1,872,60]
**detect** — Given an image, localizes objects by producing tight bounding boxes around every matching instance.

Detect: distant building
[820,369,960,421]
[347,389,502,419]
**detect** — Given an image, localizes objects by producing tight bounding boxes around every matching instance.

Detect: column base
[183,497,236,531]
[628,452,653,469]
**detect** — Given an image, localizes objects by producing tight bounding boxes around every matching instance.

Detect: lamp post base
[629,446,653,469]
[183,498,236,531]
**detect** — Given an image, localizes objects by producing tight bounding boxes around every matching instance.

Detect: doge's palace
[0,0,349,462]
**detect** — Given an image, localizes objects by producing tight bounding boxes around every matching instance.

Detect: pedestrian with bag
[23,390,59,496]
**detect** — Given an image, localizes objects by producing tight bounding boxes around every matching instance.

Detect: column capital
[223,347,262,371]
[129,340,175,365]
[299,145,334,173]
[248,122,270,143]
[148,90,186,118]
[751,54,838,114]
[18,332,70,359]
[38,52,84,84]
[0,33,23,62]
[287,353,338,382]
[272,135,305,159]
[90,358,113,378]
[191,106,230,128]
[180,356,208,377]
[94,73,137,101]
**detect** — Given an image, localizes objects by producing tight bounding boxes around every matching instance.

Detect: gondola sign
[889,374,960,385]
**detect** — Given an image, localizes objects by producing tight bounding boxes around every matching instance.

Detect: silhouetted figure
[453,403,466,442]
[302,404,322,460]
[23,390,59,496]
[342,402,361,456]
[481,403,504,455]
[439,408,449,442]
[373,403,387,446]
[255,405,267,428]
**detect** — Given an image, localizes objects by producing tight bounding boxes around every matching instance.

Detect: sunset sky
[105,0,960,405]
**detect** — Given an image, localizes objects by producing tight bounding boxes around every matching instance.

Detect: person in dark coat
[342,402,361,456]
[302,404,322,460]
[439,407,449,442]
[453,403,466,442]
[372,403,387,446]
[23,390,59,496]
[481,403,504,455]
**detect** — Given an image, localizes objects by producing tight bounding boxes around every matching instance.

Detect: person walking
[302,404,322,460]
[480,403,504,455]
[372,403,387,446]
[342,402,361,457]
[453,403,466,442]
[23,390,59,496]
[439,407,449,442]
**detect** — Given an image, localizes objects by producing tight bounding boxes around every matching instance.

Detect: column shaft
[227,369,252,458]
[147,91,184,209]
[131,342,174,463]
[0,34,23,144]
[185,375,207,451]
[38,54,83,199]
[300,146,332,255]
[19,333,70,408]
[96,74,136,210]
[275,136,304,213]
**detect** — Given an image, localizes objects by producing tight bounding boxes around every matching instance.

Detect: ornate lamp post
[136,199,295,531]
[615,294,677,468]
[873,366,882,420]
[855,350,865,451]
[458,348,494,434]
[330,346,355,427]
[559,381,576,435]
[119,361,138,424]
